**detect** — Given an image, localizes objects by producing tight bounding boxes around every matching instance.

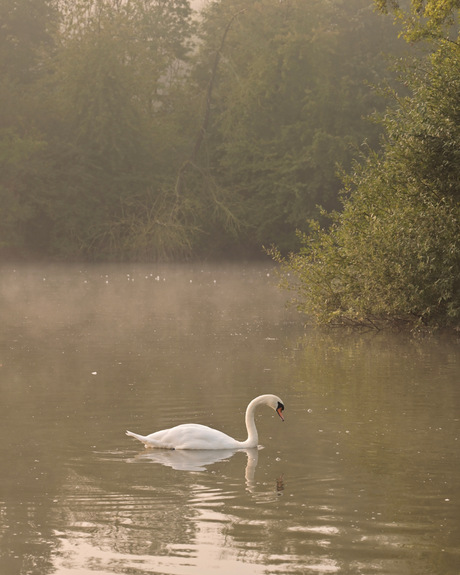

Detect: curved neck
[242,395,269,448]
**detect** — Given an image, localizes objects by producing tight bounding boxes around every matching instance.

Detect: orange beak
[276,406,285,421]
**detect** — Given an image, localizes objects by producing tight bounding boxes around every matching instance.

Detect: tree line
[1,0,407,261]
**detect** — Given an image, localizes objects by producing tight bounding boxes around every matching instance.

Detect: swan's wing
[145,423,241,450]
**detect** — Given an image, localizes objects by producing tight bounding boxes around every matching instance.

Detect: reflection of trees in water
[44,446,286,571]
[0,445,63,575]
[53,465,198,559]
[286,329,460,475]
[276,328,460,573]
[0,345,75,575]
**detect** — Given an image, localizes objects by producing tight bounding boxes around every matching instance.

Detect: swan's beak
[276,405,285,421]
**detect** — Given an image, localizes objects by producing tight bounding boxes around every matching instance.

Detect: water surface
[0,263,459,575]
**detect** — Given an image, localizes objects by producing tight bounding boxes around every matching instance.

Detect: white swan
[126,394,285,450]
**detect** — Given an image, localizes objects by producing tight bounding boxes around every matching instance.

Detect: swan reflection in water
[127,447,285,496]
[130,446,260,485]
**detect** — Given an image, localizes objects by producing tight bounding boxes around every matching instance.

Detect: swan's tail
[126,430,150,447]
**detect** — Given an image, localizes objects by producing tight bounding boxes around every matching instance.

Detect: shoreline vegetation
[268,1,460,332]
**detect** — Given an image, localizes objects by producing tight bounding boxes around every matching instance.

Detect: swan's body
[126,394,285,450]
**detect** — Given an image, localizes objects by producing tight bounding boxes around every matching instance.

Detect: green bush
[272,42,460,329]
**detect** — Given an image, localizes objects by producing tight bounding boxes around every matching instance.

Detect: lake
[0,263,459,575]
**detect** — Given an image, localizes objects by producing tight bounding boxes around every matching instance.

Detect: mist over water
[1,263,459,575]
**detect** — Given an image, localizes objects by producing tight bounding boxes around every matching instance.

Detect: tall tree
[43,0,195,259]
[0,0,57,255]
[192,0,406,254]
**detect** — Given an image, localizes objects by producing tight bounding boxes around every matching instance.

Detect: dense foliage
[376,0,460,40]
[194,0,403,253]
[272,39,460,329]
[0,0,405,260]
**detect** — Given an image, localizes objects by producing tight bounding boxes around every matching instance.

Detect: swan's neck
[242,396,265,448]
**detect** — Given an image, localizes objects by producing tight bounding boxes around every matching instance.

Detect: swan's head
[275,400,285,421]
[268,394,285,421]
[249,394,285,421]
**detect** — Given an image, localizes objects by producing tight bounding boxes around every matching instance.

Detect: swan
[126,394,285,450]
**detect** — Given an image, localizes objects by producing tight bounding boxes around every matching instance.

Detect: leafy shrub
[272,42,460,329]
